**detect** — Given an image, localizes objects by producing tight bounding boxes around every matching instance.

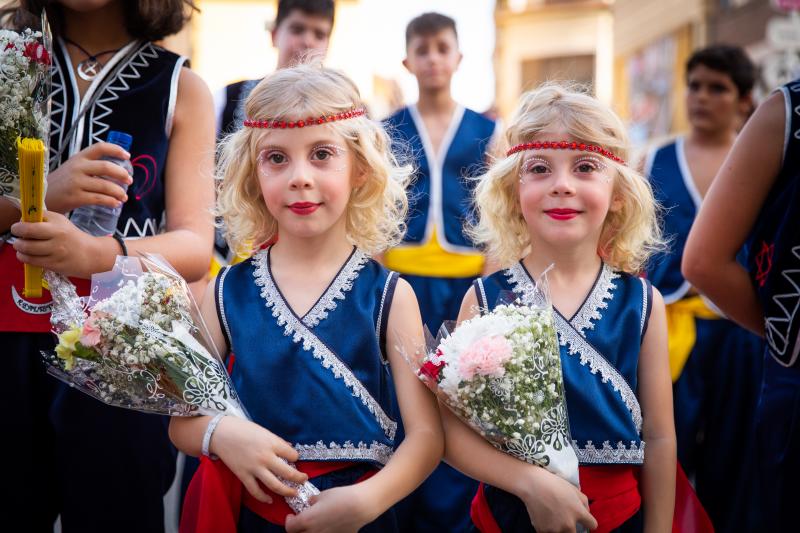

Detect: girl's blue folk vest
[384,105,496,253]
[216,248,400,466]
[475,263,652,464]
[747,80,800,368]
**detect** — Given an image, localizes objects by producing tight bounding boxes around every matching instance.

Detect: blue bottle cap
[107,130,133,152]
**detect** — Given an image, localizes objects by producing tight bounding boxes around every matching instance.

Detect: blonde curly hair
[470,83,664,273]
[215,64,411,256]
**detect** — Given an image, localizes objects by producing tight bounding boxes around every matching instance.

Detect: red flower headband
[243,108,366,129]
[507,140,626,166]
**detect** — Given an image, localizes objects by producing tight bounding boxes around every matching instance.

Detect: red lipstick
[545,208,580,221]
[288,202,320,215]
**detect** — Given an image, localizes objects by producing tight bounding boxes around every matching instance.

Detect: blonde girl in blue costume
[170,64,443,533]
[447,84,676,533]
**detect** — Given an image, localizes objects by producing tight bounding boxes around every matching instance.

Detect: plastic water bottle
[70,130,134,236]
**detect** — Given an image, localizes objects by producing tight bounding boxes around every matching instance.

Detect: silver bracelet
[201,413,225,460]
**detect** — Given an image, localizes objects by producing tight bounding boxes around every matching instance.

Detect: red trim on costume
[471,464,713,533]
[180,456,376,533]
[673,463,714,533]
[471,465,640,533]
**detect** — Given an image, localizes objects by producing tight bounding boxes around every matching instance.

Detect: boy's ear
[402,57,411,73]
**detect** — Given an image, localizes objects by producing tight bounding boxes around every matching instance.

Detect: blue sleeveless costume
[384,105,496,532]
[470,262,652,532]
[383,105,496,333]
[3,38,187,533]
[745,80,800,529]
[645,138,763,532]
[216,247,401,531]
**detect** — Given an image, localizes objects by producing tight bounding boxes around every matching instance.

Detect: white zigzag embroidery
[49,57,66,167]
[569,264,619,336]
[575,440,645,464]
[303,250,370,328]
[89,43,159,144]
[765,245,800,367]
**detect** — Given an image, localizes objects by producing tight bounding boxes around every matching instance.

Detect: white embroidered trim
[375,272,397,354]
[294,440,394,466]
[304,249,370,328]
[569,264,619,336]
[252,251,397,440]
[476,278,489,315]
[303,250,369,328]
[505,263,643,432]
[217,266,233,348]
[555,313,643,433]
[575,440,645,464]
[91,43,160,145]
[639,277,649,337]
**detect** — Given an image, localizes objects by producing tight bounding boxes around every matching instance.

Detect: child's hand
[45,142,132,214]
[516,466,598,533]
[210,416,308,503]
[284,484,374,533]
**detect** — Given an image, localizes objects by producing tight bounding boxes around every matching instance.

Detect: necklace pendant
[77,58,101,81]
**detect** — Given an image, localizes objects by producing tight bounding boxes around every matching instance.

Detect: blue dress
[216,247,401,531]
[645,138,763,532]
[471,262,652,532]
[745,80,800,530]
[384,105,496,532]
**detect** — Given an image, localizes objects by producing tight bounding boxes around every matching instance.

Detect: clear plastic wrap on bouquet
[42,256,319,512]
[408,269,580,487]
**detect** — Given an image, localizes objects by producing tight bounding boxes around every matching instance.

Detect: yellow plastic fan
[17,137,45,298]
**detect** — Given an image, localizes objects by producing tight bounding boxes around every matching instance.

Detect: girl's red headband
[506,140,626,166]
[243,108,366,129]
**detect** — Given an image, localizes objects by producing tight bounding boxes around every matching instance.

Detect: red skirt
[180,456,375,533]
[471,464,713,533]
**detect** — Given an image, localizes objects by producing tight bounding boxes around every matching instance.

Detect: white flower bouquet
[43,255,247,419]
[0,24,51,205]
[42,255,318,512]
[414,284,580,486]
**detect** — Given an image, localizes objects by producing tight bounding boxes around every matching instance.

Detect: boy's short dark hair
[405,12,457,47]
[2,0,198,41]
[275,0,335,30]
[686,44,756,97]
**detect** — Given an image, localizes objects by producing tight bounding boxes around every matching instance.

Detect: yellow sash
[666,295,721,382]
[383,228,484,278]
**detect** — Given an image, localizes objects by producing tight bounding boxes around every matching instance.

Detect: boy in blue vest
[643,45,763,532]
[383,12,498,532]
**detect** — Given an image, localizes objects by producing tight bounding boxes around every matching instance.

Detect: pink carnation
[80,315,102,347]
[457,335,513,380]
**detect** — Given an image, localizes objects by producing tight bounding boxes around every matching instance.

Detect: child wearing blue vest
[685,78,800,531]
[445,84,676,532]
[170,64,443,533]
[383,13,497,531]
[643,45,763,532]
